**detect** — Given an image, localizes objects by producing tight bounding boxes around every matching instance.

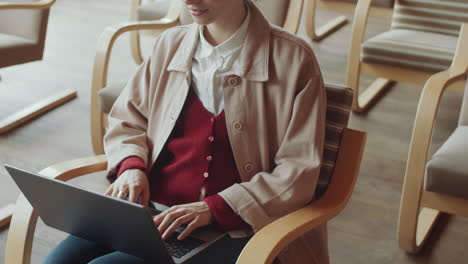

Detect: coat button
[233,121,243,130]
[228,76,239,86]
[244,162,254,172]
[208,136,214,142]
[206,156,212,161]
[203,172,209,178]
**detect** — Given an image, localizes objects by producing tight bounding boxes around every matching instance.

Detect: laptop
[5,165,227,263]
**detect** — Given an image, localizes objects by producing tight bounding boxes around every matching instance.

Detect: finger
[111,187,120,198]
[141,188,150,206]
[104,185,114,196]
[162,213,195,240]
[153,206,177,226]
[158,210,186,235]
[128,187,139,203]
[178,219,200,240]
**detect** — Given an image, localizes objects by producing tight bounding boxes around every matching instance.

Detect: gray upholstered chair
[398,23,468,253]
[346,0,468,112]
[5,83,366,264]
[0,0,76,134]
[91,0,304,155]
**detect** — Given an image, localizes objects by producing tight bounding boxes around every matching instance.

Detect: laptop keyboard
[164,235,205,259]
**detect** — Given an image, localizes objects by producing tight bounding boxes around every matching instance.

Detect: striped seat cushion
[315,83,353,198]
[361,29,458,72]
[392,0,468,37]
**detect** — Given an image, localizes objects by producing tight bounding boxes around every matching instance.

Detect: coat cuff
[204,194,250,231]
[115,156,147,179]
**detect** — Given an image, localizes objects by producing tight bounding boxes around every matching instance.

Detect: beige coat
[105,4,328,264]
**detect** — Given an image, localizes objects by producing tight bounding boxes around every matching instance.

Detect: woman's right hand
[104,169,150,206]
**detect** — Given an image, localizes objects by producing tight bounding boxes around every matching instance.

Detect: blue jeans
[42,234,251,264]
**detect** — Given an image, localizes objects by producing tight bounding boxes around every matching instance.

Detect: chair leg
[0,203,15,229]
[306,0,348,41]
[353,78,395,112]
[0,89,77,134]
[399,206,441,253]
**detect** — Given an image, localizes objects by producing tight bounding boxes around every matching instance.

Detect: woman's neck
[204,5,247,46]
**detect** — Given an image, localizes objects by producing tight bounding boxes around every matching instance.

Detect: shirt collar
[167,3,270,82]
[197,6,251,58]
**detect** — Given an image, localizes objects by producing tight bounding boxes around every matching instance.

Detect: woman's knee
[42,235,112,264]
[88,251,149,264]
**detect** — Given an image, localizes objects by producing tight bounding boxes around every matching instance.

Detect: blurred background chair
[0,0,76,134]
[306,0,348,41]
[346,0,468,112]
[91,0,305,155]
[398,24,468,253]
[4,83,366,264]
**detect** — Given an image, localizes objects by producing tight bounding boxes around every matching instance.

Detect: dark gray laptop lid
[5,165,175,263]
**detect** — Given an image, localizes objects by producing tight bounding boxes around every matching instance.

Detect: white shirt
[191,8,251,115]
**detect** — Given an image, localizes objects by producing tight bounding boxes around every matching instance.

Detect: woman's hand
[104,169,150,206]
[153,202,213,240]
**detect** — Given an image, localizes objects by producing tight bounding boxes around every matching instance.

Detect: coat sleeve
[219,73,326,232]
[104,56,153,180]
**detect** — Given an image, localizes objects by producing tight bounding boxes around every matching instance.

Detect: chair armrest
[0,0,55,9]
[236,128,367,264]
[283,0,304,34]
[398,23,468,252]
[5,155,107,264]
[345,0,376,87]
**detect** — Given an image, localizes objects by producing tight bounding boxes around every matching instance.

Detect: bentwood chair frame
[398,23,468,253]
[0,0,77,134]
[91,0,305,155]
[346,0,468,112]
[306,0,395,41]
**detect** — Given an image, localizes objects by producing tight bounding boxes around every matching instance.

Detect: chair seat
[425,126,468,200]
[362,29,458,73]
[98,82,127,113]
[137,1,171,21]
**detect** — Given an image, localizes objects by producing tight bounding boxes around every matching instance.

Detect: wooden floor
[1,0,467,263]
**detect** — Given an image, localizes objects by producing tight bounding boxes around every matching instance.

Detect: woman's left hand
[153,201,213,240]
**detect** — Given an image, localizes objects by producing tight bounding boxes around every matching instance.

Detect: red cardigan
[116,90,249,231]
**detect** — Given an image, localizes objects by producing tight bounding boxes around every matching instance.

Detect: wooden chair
[306,0,348,41]
[91,0,305,155]
[4,83,366,264]
[398,24,468,253]
[346,0,468,112]
[0,0,77,134]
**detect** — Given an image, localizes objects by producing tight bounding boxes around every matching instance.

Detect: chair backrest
[0,1,48,43]
[391,0,468,36]
[459,80,468,126]
[0,1,50,68]
[252,0,290,27]
[315,84,354,198]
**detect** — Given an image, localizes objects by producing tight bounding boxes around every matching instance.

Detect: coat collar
[167,3,270,82]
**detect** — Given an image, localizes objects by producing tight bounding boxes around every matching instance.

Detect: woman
[43,0,328,263]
